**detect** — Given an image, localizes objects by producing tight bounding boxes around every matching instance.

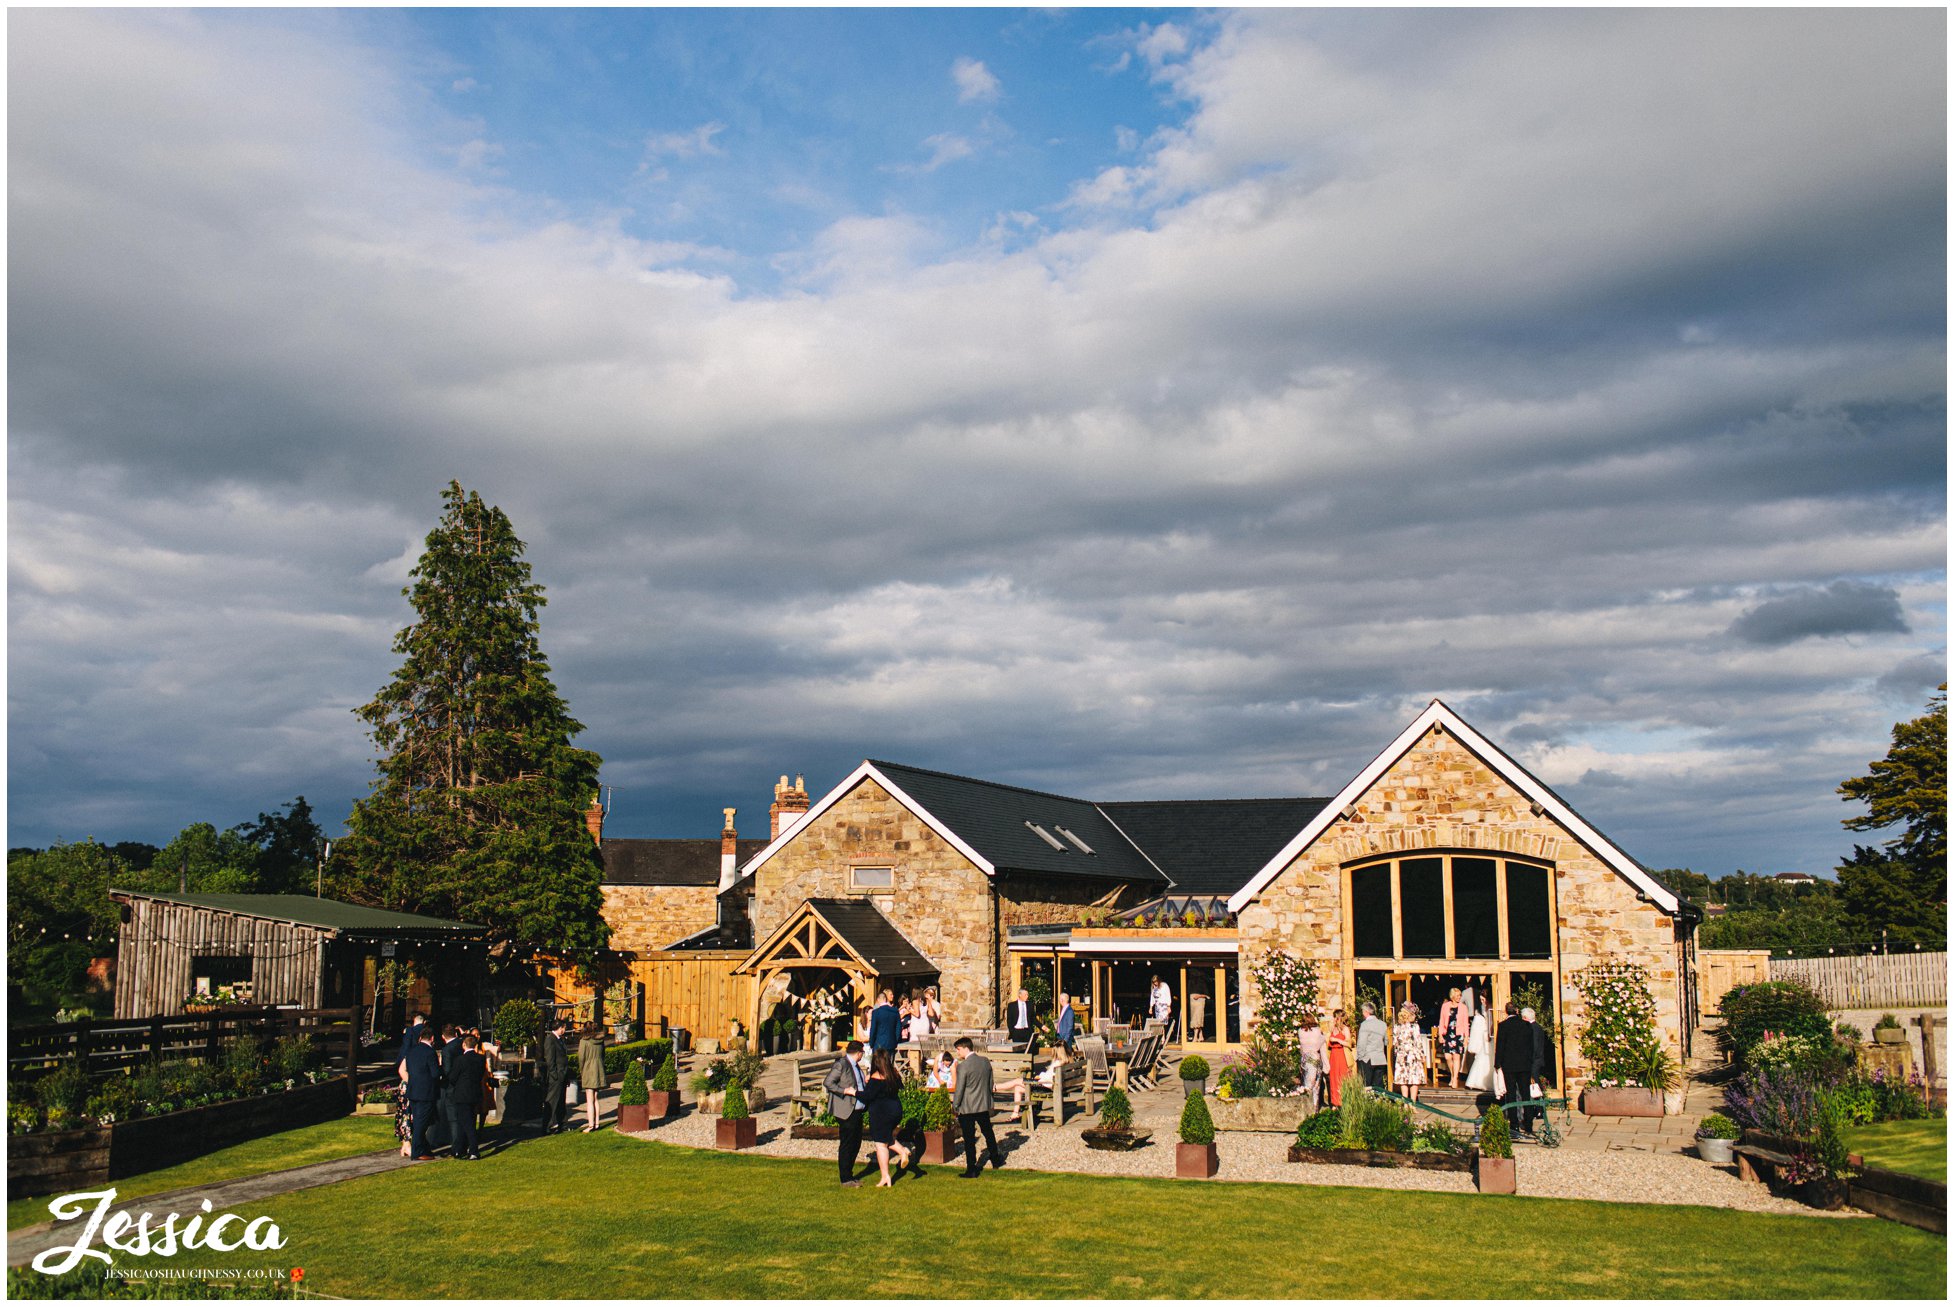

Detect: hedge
[604,1038,674,1078]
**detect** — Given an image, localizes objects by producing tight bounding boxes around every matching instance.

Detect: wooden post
[149,1015,165,1068]
[345,1007,359,1080]
[75,1017,93,1078]
[1917,1013,1939,1099]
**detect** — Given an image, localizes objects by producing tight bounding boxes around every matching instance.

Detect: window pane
[1451,858,1500,957]
[1399,858,1446,957]
[1350,863,1395,958]
[851,866,894,890]
[1506,863,1553,959]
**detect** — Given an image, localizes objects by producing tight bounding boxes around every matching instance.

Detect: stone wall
[996,871,1128,927]
[1236,726,1685,1088]
[600,883,717,955]
[753,777,999,1026]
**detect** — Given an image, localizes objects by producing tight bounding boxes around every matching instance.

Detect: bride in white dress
[1463,988,1494,1091]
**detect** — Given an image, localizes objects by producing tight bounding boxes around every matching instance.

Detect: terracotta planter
[1580,1086,1663,1118]
[646,1091,678,1119]
[616,1103,650,1133]
[921,1129,959,1165]
[1176,1142,1219,1179]
[1474,1154,1516,1194]
[715,1117,757,1150]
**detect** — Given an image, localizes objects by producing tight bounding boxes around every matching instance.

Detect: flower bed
[1285,1143,1470,1171]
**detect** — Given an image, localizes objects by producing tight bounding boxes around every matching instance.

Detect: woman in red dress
[1324,1008,1353,1107]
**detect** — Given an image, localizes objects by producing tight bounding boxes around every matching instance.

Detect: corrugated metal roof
[109,890,483,936]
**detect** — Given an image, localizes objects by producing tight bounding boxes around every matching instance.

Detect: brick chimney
[770,774,810,839]
[584,792,605,846]
[719,808,739,891]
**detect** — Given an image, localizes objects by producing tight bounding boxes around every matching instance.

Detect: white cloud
[917,133,974,172]
[951,56,1000,105]
[641,121,725,163]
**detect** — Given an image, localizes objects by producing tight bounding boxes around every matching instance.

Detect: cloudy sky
[8,7,1945,878]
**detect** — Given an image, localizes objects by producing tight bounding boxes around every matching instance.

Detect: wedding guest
[861,1048,913,1186]
[540,1014,571,1134]
[868,989,901,1060]
[1055,993,1076,1050]
[951,1037,1005,1177]
[824,1039,868,1187]
[925,1051,956,1090]
[402,1025,443,1161]
[1436,988,1470,1088]
[1002,987,1035,1051]
[1495,1001,1536,1136]
[1324,1009,1353,1107]
[577,1023,606,1132]
[1392,1003,1428,1102]
[1297,1012,1326,1106]
[444,1034,486,1160]
[1354,1002,1389,1090]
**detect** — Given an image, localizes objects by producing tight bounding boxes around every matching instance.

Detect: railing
[9,1006,362,1086]
[1770,952,1947,1010]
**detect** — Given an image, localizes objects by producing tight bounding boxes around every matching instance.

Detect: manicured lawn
[22,1131,1944,1299]
[1844,1119,1947,1183]
[7,1114,397,1231]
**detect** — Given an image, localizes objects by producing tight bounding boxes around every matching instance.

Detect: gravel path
[617,1104,1854,1215]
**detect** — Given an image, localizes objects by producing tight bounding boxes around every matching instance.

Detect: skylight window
[1024,821,1067,851]
[1054,825,1095,855]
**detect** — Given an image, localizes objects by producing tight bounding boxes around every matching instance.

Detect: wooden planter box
[715,1117,757,1151]
[645,1091,678,1120]
[616,1103,650,1133]
[1082,1127,1154,1152]
[9,1076,355,1200]
[1176,1142,1219,1178]
[353,1100,396,1117]
[921,1129,959,1165]
[1286,1144,1472,1172]
[1474,1155,1516,1194]
[1580,1086,1663,1118]
[789,1123,841,1140]
[1847,1162,1948,1234]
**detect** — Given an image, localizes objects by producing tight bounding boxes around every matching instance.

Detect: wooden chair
[1076,1035,1111,1092]
[1027,1058,1093,1132]
[788,1056,834,1124]
[1126,1031,1163,1089]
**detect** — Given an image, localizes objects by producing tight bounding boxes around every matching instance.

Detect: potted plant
[1176,1089,1219,1178]
[715,1081,756,1150]
[1694,1111,1739,1165]
[1873,1013,1906,1046]
[1474,1106,1515,1194]
[493,998,541,1060]
[920,1087,958,1164]
[615,1059,650,1133]
[1082,1085,1153,1152]
[647,1053,679,1119]
[1177,1054,1209,1098]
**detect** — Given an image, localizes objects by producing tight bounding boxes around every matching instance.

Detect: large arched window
[1345,853,1555,961]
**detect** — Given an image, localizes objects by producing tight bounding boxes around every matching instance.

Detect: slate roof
[602,838,769,886]
[866,760,1167,885]
[1099,798,1333,896]
[109,890,482,936]
[806,899,935,977]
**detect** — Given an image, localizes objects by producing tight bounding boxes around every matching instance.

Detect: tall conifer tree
[331,482,609,961]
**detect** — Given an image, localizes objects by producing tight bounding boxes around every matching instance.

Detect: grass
[18,1130,1946,1299]
[1844,1119,1947,1184]
[8,1114,397,1232]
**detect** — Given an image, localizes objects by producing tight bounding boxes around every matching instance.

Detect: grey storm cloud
[6,7,1946,878]
[1729,582,1912,646]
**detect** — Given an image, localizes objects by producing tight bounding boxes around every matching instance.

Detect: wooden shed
[108,890,486,1021]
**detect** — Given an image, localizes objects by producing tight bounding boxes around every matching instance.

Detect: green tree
[328,482,609,962]
[1836,689,1947,947]
[139,822,261,894]
[232,796,324,894]
[7,841,127,1009]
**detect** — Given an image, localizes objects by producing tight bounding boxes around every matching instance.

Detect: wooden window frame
[847,865,896,893]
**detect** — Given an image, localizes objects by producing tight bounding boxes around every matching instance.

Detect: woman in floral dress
[393,1054,412,1157]
[1391,1003,1429,1102]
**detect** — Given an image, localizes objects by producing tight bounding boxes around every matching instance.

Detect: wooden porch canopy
[733,899,936,1033]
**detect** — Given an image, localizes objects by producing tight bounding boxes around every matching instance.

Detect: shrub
[1749,1031,1852,1084]
[651,1054,678,1093]
[1248,951,1321,1035]
[34,1060,90,1117]
[268,1035,317,1083]
[604,1037,675,1078]
[1359,1097,1415,1152]
[1862,1066,1934,1122]
[724,1047,765,1091]
[1178,1090,1216,1145]
[1178,1054,1210,1082]
[689,1059,730,1096]
[220,1036,265,1095]
[1806,1096,1853,1182]
[1478,1106,1513,1159]
[617,1059,648,1107]
[1412,1122,1464,1155]
[1333,1077,1371,1148]
[492,998,541,1049]
[1834,1021,1863,1045]
[1875,1012,1902,1031]
[897,1076,929,1131]
[1574,962,1668,1088]
[1098,1086,1134,1132]
[1295,1107,1341,1149]
[924,1086,955,1132]
[720,1082,749,1121]
[1715,981,1832,1066]
[1724,1065,1828,1139]
[1696,1112,1741,1140]
[1237,1022,1301,1095]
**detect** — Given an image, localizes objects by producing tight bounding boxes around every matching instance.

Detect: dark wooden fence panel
[9,1007,361,1086]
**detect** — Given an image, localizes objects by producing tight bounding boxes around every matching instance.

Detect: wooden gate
[552,952,752,1044]
[1698,948,1771,1021]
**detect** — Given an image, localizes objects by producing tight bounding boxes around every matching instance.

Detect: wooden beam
[1442,857,1457,960]
[1390,861,1403,960]
[1495,861,1510,962]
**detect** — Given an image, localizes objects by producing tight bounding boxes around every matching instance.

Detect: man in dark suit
[867,990,900,1060]
[434,1024,463,1153]
[403,1026,444,1160]
[823,1040,868,1187]
[951,1038,1005,1177]
[398,1011,425,1061]
[444,1033,487,1160]
[1522,1006,1554,1135]
[540,1014,571,1134]
[1002,988,1035,1051]
[1494,1001,1536,1138]
[1055,993,1076,1051]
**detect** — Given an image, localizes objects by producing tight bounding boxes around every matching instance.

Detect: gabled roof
[1224,700,1681,916]
[1099,797,1333,896]
[735,898,936,978]
[736,760,1168,886]
[602,838,769,887]
[108,890,483,937]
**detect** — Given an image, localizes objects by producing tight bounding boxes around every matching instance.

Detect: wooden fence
[8,1006,361,1086]
[1698,948,1772,1019]
[550,952,752,1044]
[1770,952,1948,1010]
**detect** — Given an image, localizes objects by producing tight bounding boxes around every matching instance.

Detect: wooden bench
[788,1055,835,1125]
[1733,1141,1797,1186]
[1027,1058,1093,1132]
